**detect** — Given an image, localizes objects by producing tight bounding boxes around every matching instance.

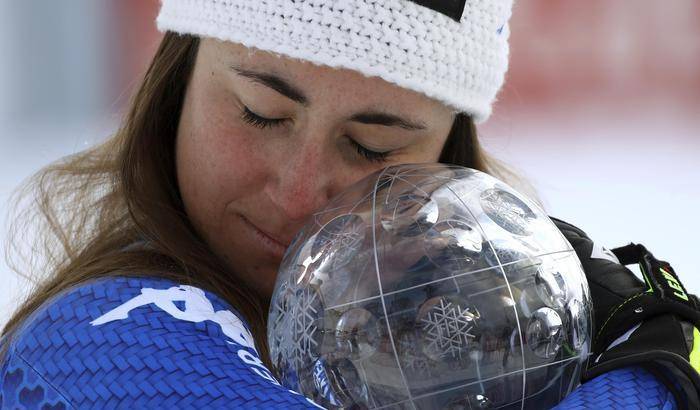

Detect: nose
[266,138,335,223]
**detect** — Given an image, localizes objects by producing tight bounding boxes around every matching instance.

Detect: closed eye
[241,105,392,163]
[348,138,390,163]
[240,106,287,129]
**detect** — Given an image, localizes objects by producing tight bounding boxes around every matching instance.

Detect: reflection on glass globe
[535,261,568,309]
[424,219,483,274]
[335,307,380,360]
[433,219,483,253]
[312,214,366,272]
[447,393,493,409]
[566,299,590,351]
[312,356,369,408]
[472,394,492,409]
[268,164,592,409]
[526,307,564,359]
[381,193,439,236]
[480,188,537,236]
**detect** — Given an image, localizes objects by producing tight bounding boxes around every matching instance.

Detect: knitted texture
[0,276,680,409]
[554,367,677,410]
[156,0,513,123]
[0,277,320,409]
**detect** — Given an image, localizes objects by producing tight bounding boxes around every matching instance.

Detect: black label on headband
[406,0,466,22]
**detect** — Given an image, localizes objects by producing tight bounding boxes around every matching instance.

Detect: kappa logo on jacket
[91,285,257,352]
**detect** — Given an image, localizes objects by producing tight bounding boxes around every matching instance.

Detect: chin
[209,214,284,301]
[222,252,280,301]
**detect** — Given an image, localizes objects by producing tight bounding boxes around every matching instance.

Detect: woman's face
[176,38,455,298]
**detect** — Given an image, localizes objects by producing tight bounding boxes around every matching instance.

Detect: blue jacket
[0,277,676,409]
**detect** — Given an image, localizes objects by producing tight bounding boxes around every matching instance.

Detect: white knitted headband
[156,0,513,123]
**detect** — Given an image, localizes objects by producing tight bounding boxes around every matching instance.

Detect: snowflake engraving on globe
[268,164,592,409]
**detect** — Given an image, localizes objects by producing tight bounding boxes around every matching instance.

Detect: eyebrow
[347,111,427,131]
[230,65,427,131]
[232,66,309,106]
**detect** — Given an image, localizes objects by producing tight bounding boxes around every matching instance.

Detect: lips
[240,215,292,249]
[247,217,292,246]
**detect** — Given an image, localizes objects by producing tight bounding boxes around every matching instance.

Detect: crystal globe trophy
[268,164,592,409]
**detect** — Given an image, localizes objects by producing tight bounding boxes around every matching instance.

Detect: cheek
[176,86,268,237]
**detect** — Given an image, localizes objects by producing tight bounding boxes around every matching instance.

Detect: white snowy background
[1,1,698,329]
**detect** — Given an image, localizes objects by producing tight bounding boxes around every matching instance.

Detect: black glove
[552,216,700,410]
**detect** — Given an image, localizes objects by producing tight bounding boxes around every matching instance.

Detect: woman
[1,1,694,408]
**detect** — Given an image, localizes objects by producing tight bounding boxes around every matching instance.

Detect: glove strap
[613,243,696,308]
[593,243,700,354]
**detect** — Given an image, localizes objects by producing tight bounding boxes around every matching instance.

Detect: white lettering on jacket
[91,285,255,351]
[90,284,325,409]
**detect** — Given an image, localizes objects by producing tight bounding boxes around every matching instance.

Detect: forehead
[200,38,452,116]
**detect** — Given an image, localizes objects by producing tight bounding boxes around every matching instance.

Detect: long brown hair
[2,32,532,368]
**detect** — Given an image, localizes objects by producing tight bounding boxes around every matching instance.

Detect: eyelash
[350,140,389,163]
[240,106,287,129]
[240,106,390,163]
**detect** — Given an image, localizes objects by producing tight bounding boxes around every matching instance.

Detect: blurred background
[1,1,698,328]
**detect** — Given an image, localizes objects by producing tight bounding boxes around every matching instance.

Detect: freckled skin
[176,38,455,299]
